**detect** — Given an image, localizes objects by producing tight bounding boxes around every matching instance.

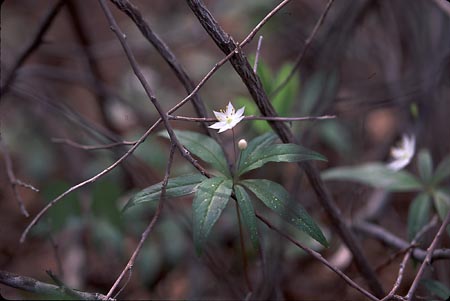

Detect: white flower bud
[238,139,247,150]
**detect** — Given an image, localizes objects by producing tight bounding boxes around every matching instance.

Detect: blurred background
[1,0,450,299]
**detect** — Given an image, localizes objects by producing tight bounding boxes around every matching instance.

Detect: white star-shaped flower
[387,134,416,171]
[208,102,245,133]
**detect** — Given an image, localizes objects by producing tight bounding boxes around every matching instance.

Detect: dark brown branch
[270,0,335,96]
[185,0,385,297]
[108,0,210,133]
[0,0,65,97]
[0,269,112,300]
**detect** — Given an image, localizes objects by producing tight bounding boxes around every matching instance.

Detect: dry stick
[270,0,335,97]
[0,0,65,97]
[0,269,112,300]
[185,0,385,297]
[381,217,438,301]
[20,0,292,242]
[105,144,176,299]
[168,114,336,122]
[51,138,135,150]
[253,35,263,73]
[353,221,450,262]
[256,213,379,301]
[0,137,33,217]
[405,210,450,300]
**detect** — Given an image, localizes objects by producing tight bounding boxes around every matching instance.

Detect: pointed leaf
[241,179,328,247]
[418,149,433,183]
[238,143,326,176]
[432,189,450,237]
[193,177,233,254]
[407,193,431,241]
[432,155,450,185]
[159,130,230,176]
[234,185,260,251]
[238,132,278,170]
[123,174,206,211]
[421,279,450,300]
[322,163,423,192]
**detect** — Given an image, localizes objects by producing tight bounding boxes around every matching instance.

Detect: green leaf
[421,278,450,300]
[238,132,277,170]
[433,189,450,221]
[92,180,123,229]
[432,155,450,185]
[193,177,233,254]
[234,185,260,251]
[123,174,206,211]
[418,149,433,183]
[240,179,328,247]
[159,130,230,176]
[238,142,326,176]
[322,163,423,192]
[272,63,299,116]
[407,193,431,241]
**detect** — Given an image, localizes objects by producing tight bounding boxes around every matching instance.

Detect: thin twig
[0,269,112,300]
[353,221,450,262]
[105,144,176,299]
[51,138,135,150]
[168,114,336,122]
[0,0,65,97]
[256,213,379,301]
[270,0,335,97]
[405,210,450,300]
[253,35,263,73]
[381,217,438,301]
[0,137,32,217]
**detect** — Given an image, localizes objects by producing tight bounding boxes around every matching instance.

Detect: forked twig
[105,144,176,299]
[405,210,450,300]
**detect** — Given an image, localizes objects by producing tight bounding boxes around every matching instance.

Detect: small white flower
[209,102,245,133]
[387,134,416,171]
[238,139,248,150]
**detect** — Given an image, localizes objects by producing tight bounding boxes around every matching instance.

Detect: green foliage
[418,149,433,183]
[421,278,450,300]
[322,163,423,191]
[159,130,230,177]
[123,174,206,211]
[127,131,327,255]
[193,177,233,254]
[237,135,326,176]
[42,181,81,233]
[234,184,260,251]
[323,150,450,239]
[235,60,300,133]
[407,193,431,240]
[240,179,328,247]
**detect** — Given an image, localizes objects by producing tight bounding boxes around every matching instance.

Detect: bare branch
[0,269,112,300]
[0,0,65,97]
[168,114,336,122]
[405,210,450,300]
